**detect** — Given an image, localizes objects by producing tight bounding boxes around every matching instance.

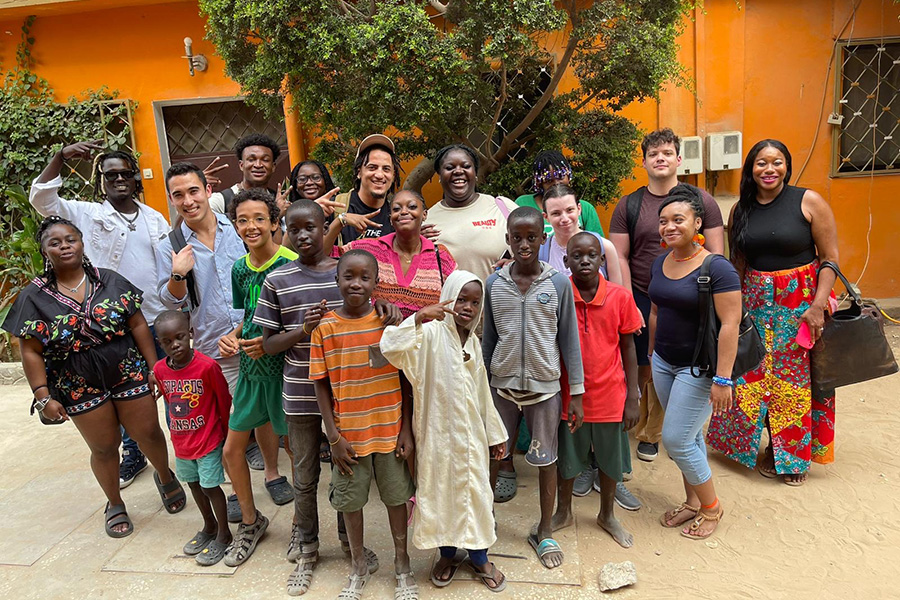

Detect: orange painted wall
[0,1,241,217]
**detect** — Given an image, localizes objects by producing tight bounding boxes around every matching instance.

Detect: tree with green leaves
[202,0,690,203]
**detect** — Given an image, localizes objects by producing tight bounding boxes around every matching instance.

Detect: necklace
[121,209,139,231]
[394,240,422,265]
[674,246,704,262]
[64,273,87,294]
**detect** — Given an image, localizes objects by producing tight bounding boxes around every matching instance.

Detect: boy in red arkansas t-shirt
[553,233,642,549]
[153,311,233,566]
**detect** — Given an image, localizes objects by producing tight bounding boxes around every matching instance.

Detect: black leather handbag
[810,261,898,393]
[690,255,767,380]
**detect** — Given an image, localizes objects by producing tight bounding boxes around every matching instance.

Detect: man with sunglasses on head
[31,139,171,490]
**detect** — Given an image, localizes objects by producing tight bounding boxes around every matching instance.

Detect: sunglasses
[102,170,137,182]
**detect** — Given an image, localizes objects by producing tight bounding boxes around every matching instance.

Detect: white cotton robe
[380,270,508,551]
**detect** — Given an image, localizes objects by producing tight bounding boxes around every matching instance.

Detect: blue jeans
[122,325,168,459]
[651,352,713,486]
[440,546,488,567]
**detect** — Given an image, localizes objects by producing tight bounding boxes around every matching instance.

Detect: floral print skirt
[707,261,835,474]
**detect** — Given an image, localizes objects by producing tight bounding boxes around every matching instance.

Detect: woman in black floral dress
[3,216,186,537]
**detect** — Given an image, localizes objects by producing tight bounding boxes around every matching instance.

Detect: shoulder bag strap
[494,196,511,219]
[690,255,716,377]
[625,187,645,254]
[819,260,861,306]
[434,244,444,285]
[167,227,200,309]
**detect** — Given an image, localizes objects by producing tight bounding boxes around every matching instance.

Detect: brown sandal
[756,446,778,479]
[659,503,699,528]
[680,506,724,540]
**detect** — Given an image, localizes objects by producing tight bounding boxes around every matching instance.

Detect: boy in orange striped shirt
[310,249,416,600]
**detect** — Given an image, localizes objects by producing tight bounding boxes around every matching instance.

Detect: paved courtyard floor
[0,325,898,600]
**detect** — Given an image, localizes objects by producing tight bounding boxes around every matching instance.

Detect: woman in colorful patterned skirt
[2,216,185,536]
[707,140,839,486]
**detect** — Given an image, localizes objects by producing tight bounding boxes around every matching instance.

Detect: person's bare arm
[609,232,632,292]
[262,299,326,355]
[648,302,658,360]
[802,190,839,343]
[703,226,725,255]
[602,238,623,286]
[711,290,742,415]
[37,140,102,184]
[19,337,68,421]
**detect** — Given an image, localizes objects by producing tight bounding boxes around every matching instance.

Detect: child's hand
[374,299,403,326]
[622,391,640,431]
[331,436,359,476]
[239,336,266,360]
[567,394,584,432]
[415,300,456,325]
[218,332,240,358]
[149,372,161,401]
[303,300,328,334]
[395,427,415,460]
[490,443,506,461]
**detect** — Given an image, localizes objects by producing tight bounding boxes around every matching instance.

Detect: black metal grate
[836,39,900,174]
[163,100,288,159]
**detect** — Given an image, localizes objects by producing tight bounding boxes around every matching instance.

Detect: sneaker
[614,482,642,511]
[119,449,147,489]
[572,468,595,497]
[637,441,659,462]
[224,511,269,567]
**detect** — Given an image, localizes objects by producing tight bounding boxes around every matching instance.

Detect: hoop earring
[693,232,706,247]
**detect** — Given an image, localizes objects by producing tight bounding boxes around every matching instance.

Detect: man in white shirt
[31,140,171,490]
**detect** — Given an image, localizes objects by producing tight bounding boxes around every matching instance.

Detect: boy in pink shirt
[153,310,233,566]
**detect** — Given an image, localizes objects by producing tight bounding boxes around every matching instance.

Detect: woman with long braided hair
[2,216,186,538]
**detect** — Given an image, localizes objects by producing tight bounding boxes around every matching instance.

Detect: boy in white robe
[381,270,509,592]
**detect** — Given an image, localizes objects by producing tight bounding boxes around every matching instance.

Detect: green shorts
[557,421,626,483]
[329,452,415,513]
[229,375,287,436]
[175,444,225,488]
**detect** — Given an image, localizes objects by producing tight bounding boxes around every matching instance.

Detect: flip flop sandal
[783,473,808,487]
[659,503,700,528]
[153,469,186,514]
[471,561,507,593]
[265,475,294,506]
[757,462,779,479]
[226,493,242,523]
[680,507,725,540]
[528,533,563,569]
[286,550,318,596]
[394,571,419,600]
[104,502,133,539]
[246,441,265,471]
[195,539,228,566]
[493,470,517,503]
[430,549,466,588]
[183,530,214,555]
[337,573,370,600]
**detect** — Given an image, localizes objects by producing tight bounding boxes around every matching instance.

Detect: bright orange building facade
[1,1,898,295]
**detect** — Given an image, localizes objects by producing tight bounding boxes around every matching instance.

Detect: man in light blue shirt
[156,162,245,387]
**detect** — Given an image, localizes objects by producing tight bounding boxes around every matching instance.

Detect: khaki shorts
[329,452,415,513]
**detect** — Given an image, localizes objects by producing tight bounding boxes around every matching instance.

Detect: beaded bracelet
[711,375,733,387]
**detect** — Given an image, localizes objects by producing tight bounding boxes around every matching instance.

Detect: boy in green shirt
[219,188,298,567]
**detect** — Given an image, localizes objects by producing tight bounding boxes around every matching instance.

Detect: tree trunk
[403,157,436,193]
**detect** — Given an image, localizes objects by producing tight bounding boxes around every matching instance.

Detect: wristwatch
[171,272,187,282]
[32,395,51,413]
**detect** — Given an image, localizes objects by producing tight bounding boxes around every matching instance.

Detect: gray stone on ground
[598,560,637,592]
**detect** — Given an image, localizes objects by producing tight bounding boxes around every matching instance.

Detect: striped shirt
[252,261,343,415]
[308,310,402,457]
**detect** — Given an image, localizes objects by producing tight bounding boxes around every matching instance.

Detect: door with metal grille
[160,99,291,193]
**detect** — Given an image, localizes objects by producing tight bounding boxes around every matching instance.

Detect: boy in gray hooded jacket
[483,206,584,570]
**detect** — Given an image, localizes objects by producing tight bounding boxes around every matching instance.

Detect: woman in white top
[539,183,622,285]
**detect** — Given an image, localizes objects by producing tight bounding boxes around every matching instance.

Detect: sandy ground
[0,324,898,600]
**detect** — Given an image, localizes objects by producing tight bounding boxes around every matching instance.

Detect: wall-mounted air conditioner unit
[678,136,703,175]
[706,132,742,171]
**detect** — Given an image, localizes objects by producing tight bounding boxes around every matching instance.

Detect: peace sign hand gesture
[60,139,104,162]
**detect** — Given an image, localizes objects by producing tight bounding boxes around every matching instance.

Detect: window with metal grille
[833,38,900,176]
